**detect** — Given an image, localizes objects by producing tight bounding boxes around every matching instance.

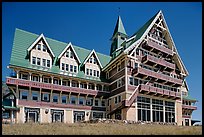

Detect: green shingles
[183,94,197,101]
[10,28,111,82]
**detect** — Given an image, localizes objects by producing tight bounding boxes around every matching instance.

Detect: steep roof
[183,94,197,102]
[112,16,127,38]
[9,28,111,82]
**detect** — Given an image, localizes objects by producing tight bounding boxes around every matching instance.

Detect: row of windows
[61,63,77,73]
[86,68,100,77]
[36,44,47,52]
[20,91,106,107]
[88,57,97,64]
[114,95,122,104]
[65,50,75,59]
[117,77,125,88]
[32,56,50,68]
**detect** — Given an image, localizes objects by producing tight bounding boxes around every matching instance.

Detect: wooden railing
[182,105,197,110]
[132,67,183,85]
[142,54,175,70]
[147,38,173,56]
[6,77,109,96]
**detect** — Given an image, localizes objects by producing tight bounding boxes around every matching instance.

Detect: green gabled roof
[112,16,127,38]
[183,94,197,102]
[126,11,159,48]
[10,28,111,82]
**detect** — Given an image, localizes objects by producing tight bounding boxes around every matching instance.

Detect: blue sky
[2,2,202,124]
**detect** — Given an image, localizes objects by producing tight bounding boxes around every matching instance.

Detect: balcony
[182,105,197,110]
[139,84,181,99]
[6,77,109,97]
[132,67,182,86]
[142,54,175,70]
[146,38,173,56]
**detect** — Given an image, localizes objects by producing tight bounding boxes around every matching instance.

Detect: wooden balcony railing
[182,105,197,110]
[147,38,173,56]
[6,77,109,96]
[132,67,183,85]
[142,54,175,70]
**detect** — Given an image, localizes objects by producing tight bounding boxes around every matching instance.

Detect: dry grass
[2,122,202,135]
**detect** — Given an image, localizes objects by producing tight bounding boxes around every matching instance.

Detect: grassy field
[2,123,202,135]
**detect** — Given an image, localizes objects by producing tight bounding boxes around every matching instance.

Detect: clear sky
[2,2,202,124]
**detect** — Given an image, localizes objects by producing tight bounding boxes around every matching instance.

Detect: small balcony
[146,38,173,56]
[6,77,109,97]
[142,54,175,70]
[132,67,182,86]
[182,105,197,110]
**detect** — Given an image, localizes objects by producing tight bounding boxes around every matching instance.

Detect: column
[102,85,104,91]
[60,78,63,86]
[39,88,42,101]
[93,96,96,106]
[163,100,165,123]
[125,58,128,91]
[86,82,89,89]
[94,84,97,91]
[150,98,153,122]
[51,76,54,84]
[135,98,138,121]
[11,99,14,124]
[70,80,72,87]
[29,72,32,81]
[39,74,43,83]
[59,91,62,104]
[29,86,32,100]
[50,90,53,102]
[16,70,20,79]
[78,81,81,88]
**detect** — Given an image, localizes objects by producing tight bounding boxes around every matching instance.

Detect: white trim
[27,34,55,58]
[83,49,103,68]
[58,42,81,63]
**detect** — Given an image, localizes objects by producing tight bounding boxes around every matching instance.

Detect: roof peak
[112,15,127,38]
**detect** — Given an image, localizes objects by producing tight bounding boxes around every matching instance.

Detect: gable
[83,50,103,68]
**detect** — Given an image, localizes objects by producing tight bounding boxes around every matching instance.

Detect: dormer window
[70,52,74,59]
[32,56,36,64]
[89,58,92,63]
[62,63,65,70]
[42,59,46,67]
[47,60,50,67]
[93,58,97,64]
[37,58,41,65]
[66,51,70,58]
[65,49,75,59]
[66,64,69,71]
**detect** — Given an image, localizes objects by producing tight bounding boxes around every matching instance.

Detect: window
[47,60,50,67]
[61,95,67,104]
[66,64,69,71]
[95,100,99,106]
[62,63,65,70]
[129,77,133,85]
[53,95,58,103]
[37,58,41,65]
[90,69,92,76]
[70,96,76,104]
[32,91,39,101]
[66,51,70,58]
[32,56,36,65]
[21,91,28,100]
[70,65,73,72]
[37,44,41,50]
[97,71,99,77]
[43,59,46,67]
[137,96,151,122]
[44,77,50,83]
[86,98,93,106]
[93,112,103,119]
[102,100,106,107]
[89,58,92,63]
[42,93,50,102]
[62,81,67,86]
[74,66,77,73]
[86,68,89,75]
[118,95,121,103]
[79,97,84,105]
[93,58,97,64]
[54,79,58,84]
[42,45,47,52]
[115,97,118,104]
[32,76,39,82]
[93,70,96,76]
[70,52,74,59]
[21,73,28,80]
[135,63,138,68]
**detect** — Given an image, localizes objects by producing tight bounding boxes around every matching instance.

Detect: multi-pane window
[32,91,39,101]
[129,77,133,85]
[90,69,92,76]
[53,95,59,103]
[137,96,151,121]
[62,63,65,70]
[66,51,70,58]
[89,58,92,63]
[118,95,121,103]
[101,100,106,107]
[115,97,118,104]
[70,52,74,59]
[70,96,76,104]
[53,79,58,85]
[32,76,39,82]
[37,58,41,65]
[95,99,99,106]
[47,60,50,67]
[32,56,36,65]
[37,44,41,50]
[43,77,50,83]
[86,68,89,75]
[97,71,99,77]
[21,91,28,100]
[42,59,46,67]
[152,99,164,122]
[66,64,69,71]
[93,58,97,64]
[93,70,96,76]
[42,45,47,52]
[117,64,121,71]
[79,97,84,105]
[70,65,73,72]
[165,101,175,123]
[86,98,93,106]
[42,93,50,102]
[93,112,103,119]
[61,95,67,104]
[74,66,77,73]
